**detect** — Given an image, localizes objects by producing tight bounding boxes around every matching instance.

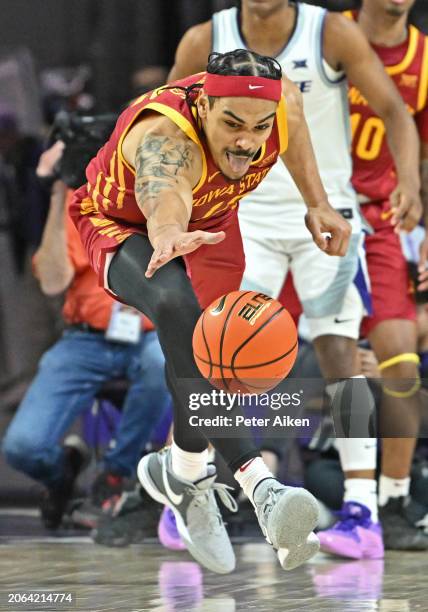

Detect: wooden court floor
[0,529,426,612]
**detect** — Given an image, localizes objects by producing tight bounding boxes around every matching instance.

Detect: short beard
[385,6,407,17]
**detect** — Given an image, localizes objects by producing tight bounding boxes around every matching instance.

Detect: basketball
[192,290,298,394]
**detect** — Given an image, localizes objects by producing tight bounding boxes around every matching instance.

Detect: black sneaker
[402,496,428,534]
[379,496,428,550]
[69,498,106,530]
[92,486,161,547]
[72,475,133,530]
[40,435,90,529]
[91,471,125,506]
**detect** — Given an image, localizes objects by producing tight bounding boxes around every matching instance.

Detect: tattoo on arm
[135,135,194,201]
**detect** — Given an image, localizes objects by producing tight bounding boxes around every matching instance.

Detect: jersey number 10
[351,113,385,161]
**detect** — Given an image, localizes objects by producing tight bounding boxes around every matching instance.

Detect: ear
[197,93,209,119]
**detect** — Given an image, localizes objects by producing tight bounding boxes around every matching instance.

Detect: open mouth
[226,151,253,174]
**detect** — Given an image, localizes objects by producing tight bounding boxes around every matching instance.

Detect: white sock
[378,474,410,507]
[260,450,279,476]
[234,456,274,502]
[344,478,378,522]
[336,437,377,472]
[170,441,208,482]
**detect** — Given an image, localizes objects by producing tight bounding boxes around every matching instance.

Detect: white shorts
[240,232,369,341]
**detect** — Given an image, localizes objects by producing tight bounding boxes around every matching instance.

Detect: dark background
[0,0,426,112]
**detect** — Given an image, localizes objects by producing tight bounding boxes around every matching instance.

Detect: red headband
[203,73,282,102]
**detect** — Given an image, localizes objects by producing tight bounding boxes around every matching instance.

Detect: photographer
[2,137,171,530]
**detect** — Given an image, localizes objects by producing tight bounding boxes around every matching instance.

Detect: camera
[49,111,118,189]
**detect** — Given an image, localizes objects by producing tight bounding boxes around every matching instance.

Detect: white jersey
[212,3,360,239]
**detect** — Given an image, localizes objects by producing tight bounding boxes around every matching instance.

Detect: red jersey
[346,13,428,202]
[80,73,288,233]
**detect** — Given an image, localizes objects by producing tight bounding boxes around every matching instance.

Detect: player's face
[366,0,415,17]
[243,0,288,18]
[198,95,277,180]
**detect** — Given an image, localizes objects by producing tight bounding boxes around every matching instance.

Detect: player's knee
[378,352,420,399]
[378,352,419,379]
[314,335,357,377]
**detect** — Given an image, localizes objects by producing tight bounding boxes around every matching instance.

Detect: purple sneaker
[318,502,384,559]
[158,506,186,551]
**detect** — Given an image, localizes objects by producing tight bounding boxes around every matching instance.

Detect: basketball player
[169,0,423,556]
[318,0,428,557]
[70,50,351,573]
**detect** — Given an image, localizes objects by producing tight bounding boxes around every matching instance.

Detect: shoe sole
[278,532,320,570]
[137,455,235,574]
[269,488,320,570]
[318,536,385,560]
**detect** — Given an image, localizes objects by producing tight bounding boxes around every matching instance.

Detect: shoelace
[189,482,238,534]
[333,506,372,532]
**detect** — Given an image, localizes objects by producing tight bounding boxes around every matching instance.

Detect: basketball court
[0,511,424,612]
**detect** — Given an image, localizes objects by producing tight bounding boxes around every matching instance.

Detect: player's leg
[107,233,239,573]
[290,236,375,433]
[367,321,428,550]
[289,235,381,558]
[362,215,428,550]
[368,320,424,537]
[108,230,320,572]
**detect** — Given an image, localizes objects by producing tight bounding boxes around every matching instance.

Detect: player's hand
[358,347,380,379]
[418,230,428,291]
[305,202,351,257]
[390,183,422,233]
[146,228,226,278]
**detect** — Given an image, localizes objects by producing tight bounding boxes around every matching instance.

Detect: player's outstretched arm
[168,21,211,81]
[123,117,225,278]
[325,13,422,232]
[279,78,351,257]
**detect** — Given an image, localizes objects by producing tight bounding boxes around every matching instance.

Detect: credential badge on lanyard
[105,302,141,344]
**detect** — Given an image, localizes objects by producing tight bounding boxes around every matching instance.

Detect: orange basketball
[192,290,298,394]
